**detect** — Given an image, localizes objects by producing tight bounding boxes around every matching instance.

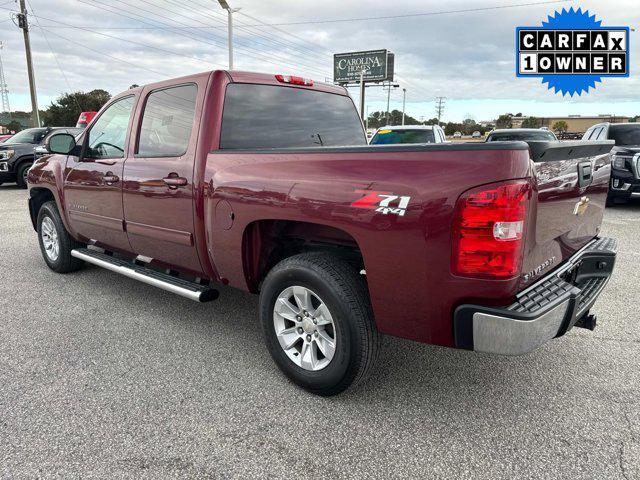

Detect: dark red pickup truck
[27,70,617,395]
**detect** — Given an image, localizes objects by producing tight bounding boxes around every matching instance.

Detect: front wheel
[16,162,32,188]
[259,252,379,396]
[606,190,629,207]
[37,201,84,273]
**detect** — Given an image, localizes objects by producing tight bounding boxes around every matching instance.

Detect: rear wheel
[16,162,32,188]
[606,190,629,207]
[260,252,379,396]
[37,201,84,273]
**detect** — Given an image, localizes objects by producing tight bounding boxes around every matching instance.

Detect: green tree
[521,117,541,128]
[4,120,22,133]
[552,120,568,133]
[366,110,422,129]
[496,114,513,129]
[41,89,111,127]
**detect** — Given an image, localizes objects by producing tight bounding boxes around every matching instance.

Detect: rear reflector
[275,74,313,86]
[452,180,531,278]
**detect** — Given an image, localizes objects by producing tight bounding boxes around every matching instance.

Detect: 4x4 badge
[351,190,411,217]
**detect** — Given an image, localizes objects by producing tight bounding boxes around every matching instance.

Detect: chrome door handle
[103,173,119,184]
[163,175,188,188]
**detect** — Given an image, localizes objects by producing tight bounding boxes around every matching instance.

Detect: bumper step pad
[454,237,617,354]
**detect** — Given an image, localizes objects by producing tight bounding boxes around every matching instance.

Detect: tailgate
[521,140,614,287]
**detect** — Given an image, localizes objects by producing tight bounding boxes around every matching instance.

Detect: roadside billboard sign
[333,50,394,84]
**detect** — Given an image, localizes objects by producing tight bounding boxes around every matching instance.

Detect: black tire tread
[263,252,379,395]
[16,161,32,188]
[37,201,84,273]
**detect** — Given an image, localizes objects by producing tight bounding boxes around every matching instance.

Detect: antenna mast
[0,42,10,114]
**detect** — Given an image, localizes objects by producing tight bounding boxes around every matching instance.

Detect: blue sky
[1,0,638,122]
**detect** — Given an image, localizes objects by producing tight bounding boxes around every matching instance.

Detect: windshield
[487,131,556,142]
[608,125,640,146]
[370,129,435,145]
[4,128,48,145]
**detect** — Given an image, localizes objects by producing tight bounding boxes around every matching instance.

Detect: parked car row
[0,127,82,188]
[0,111,96,188]
[583,122,640,205]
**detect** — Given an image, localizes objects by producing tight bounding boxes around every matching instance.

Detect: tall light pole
[17,0,39,127]
[401,88,406,126]
[217,0,240,70]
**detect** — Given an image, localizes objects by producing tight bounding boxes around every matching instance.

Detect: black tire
[16,161,32,188]
[606,191,629,207]
[36,201,84,273]
[260,252,379,396]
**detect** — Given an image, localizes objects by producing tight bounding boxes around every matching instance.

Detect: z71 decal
[351,190,411,217]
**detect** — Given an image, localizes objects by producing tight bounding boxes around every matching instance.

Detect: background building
[540,115,630,134]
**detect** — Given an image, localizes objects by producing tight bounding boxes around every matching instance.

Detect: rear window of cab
[219,83,366,149]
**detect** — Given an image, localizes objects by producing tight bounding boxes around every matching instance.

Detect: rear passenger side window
[137,84,197,157]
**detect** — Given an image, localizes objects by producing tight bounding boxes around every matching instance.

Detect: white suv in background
[369,125,448,145]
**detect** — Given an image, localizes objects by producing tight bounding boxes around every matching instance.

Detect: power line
[189,0,332,66]
[31,12,219,68]
[149,0,333,76]
[26,0,84,110]
[236,0,572,26]
[36,27,166,76]
[78,0,333,78]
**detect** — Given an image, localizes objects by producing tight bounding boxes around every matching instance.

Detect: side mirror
[47,133,76,155]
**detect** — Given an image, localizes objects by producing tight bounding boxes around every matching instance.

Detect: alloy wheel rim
[22,167,29,184]
[41,216,60,262]
[273,286,337,371]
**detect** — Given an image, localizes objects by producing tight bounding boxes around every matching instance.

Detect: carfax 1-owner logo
[516,7,630,96]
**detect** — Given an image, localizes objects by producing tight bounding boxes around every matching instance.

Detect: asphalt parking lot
[0,184,638,479]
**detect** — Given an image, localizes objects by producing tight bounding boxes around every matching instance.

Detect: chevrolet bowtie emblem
[573,196,590,216]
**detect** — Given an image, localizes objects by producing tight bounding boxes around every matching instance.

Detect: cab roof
[119,70,349,99]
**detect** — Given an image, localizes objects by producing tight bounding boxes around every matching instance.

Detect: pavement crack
[619,443,631,480]
[588,335,640,345]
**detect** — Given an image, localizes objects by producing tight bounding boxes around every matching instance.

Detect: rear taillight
[275,74,313,86]
[452,180,531,279]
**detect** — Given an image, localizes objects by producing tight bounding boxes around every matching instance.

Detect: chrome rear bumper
[454,237,617,355]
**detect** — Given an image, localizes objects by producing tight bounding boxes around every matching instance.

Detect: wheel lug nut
[297,327,303,334]
[312,318,317,324]
[306,335,311,342]
[296,316,302,321]
[314,331,319,337]
[304,311,308,316]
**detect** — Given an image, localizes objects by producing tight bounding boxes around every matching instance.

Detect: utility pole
[358,68,369,124]
[0,43,11,116]
[365,105,369,131]
[384,82,399,125]
[17,0,39,127]
[435,96,446,124]
[217,0,240,70]
[401,88,406,126]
